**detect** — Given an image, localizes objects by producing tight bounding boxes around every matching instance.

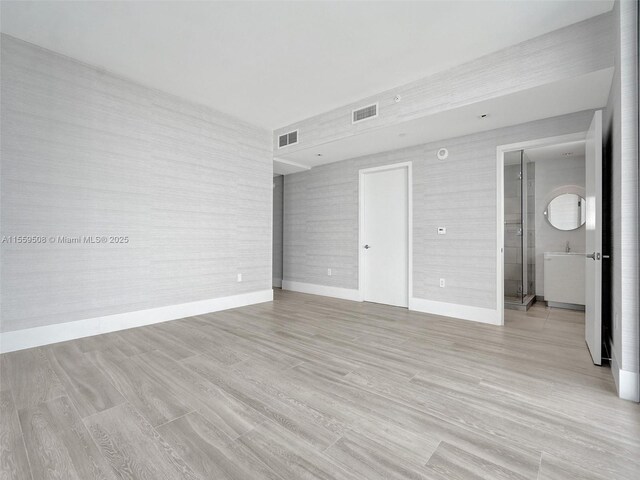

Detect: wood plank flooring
[1,290,639,479]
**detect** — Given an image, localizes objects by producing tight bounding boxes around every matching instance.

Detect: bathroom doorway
[498,131,590,317]
[497,113,605,365]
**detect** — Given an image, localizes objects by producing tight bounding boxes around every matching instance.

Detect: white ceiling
[275,67,612,170]
[525,140,587,162]
[505,140,587,166]
[0,1,613,130]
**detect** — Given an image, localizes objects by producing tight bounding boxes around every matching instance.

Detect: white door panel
[585,110,602,365]
[361,166,408,307]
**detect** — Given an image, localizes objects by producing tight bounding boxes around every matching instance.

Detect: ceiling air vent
[352,103,378,123]
[278,130,298,148]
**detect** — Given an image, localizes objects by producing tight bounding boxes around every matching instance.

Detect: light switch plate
[237,273,242,282]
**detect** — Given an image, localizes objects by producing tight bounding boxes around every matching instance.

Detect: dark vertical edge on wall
[636,0,640,401]
[602,112,613,361]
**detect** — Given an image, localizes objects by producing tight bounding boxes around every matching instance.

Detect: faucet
[565,241,571,253]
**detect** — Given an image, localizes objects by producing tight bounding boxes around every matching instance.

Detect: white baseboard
[272,277,282,288]
[611,350,640,402]
[409,297,501,325]
[282,280,361,302]
[0,289,274,354]
[279,283,500,325]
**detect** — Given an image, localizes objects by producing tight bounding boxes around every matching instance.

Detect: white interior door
[585,109,603,365]
[361,165,408,307]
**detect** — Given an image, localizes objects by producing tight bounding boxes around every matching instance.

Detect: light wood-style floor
[1,290,639,480]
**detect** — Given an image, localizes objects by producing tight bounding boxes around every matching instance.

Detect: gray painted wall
[0,35,273,333]
[284,111,595,310]
[604,0,638,381]
[534,156,586,297]
[272,175,283,286]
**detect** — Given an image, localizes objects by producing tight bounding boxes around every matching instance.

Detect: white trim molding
[611,350,640,402]
[282,280,361,302]
[0,289,273,353]
[282,282,502,326]
[409,297,501,325]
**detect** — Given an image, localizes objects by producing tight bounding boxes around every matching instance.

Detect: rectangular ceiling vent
[278,130,298,148]
[352,103,378,123]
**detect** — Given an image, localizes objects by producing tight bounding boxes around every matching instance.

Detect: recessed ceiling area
[275,67,612,172]
[525,140,587,162]
[504,140,587,166]
[0,0,613,130]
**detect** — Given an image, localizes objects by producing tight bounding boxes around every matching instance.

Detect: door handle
[364,245,371,249]
[586,252,597,260]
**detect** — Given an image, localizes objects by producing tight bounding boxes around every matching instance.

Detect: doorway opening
[497,110,604,365]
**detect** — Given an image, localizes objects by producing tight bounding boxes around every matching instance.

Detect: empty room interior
[1,1,639,479]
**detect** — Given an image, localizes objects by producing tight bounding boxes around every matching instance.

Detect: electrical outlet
[237,273,242,282]
[439,278,445,288]
[327,268,332,276]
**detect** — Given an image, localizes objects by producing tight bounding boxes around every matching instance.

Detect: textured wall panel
[0,35,272,333]
[604,0,638,375]
[274,12,613,154]
[283,111,594,310]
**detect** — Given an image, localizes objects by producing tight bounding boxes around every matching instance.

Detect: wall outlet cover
[327,268,332,276]
[439,278,445,288]
[237,273,242,282]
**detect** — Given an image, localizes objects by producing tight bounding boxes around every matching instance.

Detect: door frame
[496,132,587,326]
[358,161,413,304]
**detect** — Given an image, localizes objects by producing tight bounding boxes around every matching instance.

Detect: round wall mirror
[544,193,586,231]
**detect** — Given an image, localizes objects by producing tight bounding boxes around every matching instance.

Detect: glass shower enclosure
[504,150,535,310]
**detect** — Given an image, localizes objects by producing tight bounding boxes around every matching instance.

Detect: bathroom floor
[504,294,536,311]
[505,300,586,333]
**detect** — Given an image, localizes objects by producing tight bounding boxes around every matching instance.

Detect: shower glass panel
[504,151,525,304]
[504,150,536,310]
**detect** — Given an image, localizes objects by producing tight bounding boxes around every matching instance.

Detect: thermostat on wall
[437,148,449,160]
[438,227,446,235]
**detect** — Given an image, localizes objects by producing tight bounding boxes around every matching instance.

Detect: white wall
[533,156,586,297]
[0,35,273,343]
